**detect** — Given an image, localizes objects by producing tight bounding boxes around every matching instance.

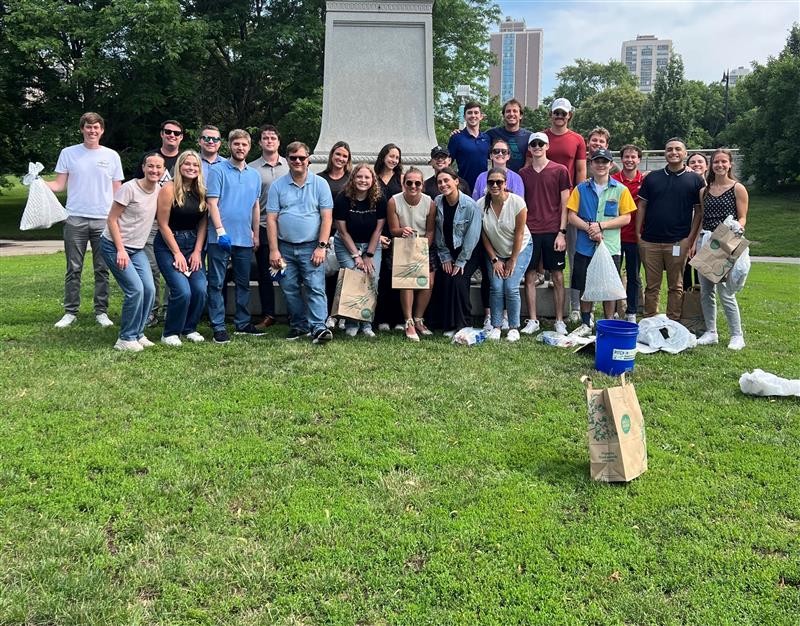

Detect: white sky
[496,0,799,99]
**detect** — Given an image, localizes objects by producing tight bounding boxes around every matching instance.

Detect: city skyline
[496,0,798,100]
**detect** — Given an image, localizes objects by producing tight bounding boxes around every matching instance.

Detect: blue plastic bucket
[595,320,638,375]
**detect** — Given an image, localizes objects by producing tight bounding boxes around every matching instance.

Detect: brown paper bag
[582,374,647,483]
[689,223,749,284]
[679,285,705,335]
[391,236,429,289]
[332,268,377,322]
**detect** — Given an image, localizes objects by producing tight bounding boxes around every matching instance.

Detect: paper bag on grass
[582,374,647,482]
[690,222,749,284]
[679,285,704,335]
[332,268,377,322]
[391,236,429,289]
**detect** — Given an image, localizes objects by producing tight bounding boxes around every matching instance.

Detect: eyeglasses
[491,149,509,156]
[162,129,183,136]
[404,180,422,188]
[487,179,505,187]
[551,111,568,117]
[529,141,546,148]
[288,155,308,162]
[200,136,221,143]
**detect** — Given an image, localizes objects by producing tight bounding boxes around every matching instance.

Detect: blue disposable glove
[218,233,232,252]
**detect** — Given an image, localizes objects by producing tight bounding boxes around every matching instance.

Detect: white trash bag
[739,369,800,397]
[726,249,751,293]
[19,162,68,230]
[581,240,626,302]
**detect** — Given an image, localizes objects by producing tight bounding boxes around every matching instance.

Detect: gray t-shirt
[102,179,159,248]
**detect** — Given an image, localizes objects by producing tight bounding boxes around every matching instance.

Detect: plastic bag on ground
[20,163,68,230]
[582,240,626,302]
[739,369,800,397]
[452,327,489,346]
[636,314,697,354]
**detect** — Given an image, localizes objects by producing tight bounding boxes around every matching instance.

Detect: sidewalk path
[1,239,799,264]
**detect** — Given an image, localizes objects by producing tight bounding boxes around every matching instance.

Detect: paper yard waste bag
[679,285,704,335]
[582,374,647,482]
[332,268,377,322]
[690,222,749,284]
[391,236,429,289]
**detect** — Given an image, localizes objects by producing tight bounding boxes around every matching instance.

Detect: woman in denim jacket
[434,167,483,336]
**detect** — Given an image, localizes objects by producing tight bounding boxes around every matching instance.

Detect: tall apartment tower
[489,17,543,108]
[621,35,673,93]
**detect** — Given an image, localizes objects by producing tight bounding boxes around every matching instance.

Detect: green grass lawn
[1,177,798,257]
[0,254,798,625]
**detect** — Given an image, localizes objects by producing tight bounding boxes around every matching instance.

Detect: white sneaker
[183,331,205,343]
[443,329,457,338]
[325,316,336,329]
[487,328,501,341]
[361,327,376,338]
[625,314,637,323]
[377,323,391,332]
[696,331,719,346]
[501,313,509,331]
[521,319,540,335]
[345,326,358,337]
[95,313,114,328]
[728,335,745,350]
[55,313,77,328]
[138,335,155,348]
[394,323,406,331]
[568,310,581,324]
[161,335,182,347]
[554,320,568,336]
[482,315,492,331]
[506,329,520,342]
[114,338,143,352]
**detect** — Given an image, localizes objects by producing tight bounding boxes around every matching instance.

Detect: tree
[552,59,637,108]
[642,54,694,148]
[571,85,647,149]
[726,23,800,189]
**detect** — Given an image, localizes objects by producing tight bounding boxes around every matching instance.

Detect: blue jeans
[621,241,640,316]
[333,236,382,330]
[100,236,154,341]
[154,231,208,337]
[279,240,327,334]
[487,241,533,329]
[206,243,253,331]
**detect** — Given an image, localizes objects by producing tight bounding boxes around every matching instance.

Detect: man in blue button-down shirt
[266,141,334,343]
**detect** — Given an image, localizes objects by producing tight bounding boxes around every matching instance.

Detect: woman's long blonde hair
[173,150,207,212]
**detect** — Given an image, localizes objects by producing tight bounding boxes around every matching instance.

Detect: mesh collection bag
[19,162,68,230]
[581,240,626,302]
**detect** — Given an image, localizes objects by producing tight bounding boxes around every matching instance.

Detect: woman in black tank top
[154,150,209,345]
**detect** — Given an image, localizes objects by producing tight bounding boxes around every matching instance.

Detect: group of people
[46,98,749,351]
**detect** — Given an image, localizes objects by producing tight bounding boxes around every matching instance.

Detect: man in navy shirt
[447,101,490,189]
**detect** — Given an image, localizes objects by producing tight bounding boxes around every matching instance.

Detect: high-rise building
[489,17,543,108]
[621,35,673,93]
[728,65,752,86]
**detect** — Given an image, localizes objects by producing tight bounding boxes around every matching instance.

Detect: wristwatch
[559,228,567,234]
[491,256,499,264]
[364,251,375,258]
[317,241,329,249]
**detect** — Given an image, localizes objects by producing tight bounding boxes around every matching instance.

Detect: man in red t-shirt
[518,132,572,335]
[611,144,646,322]
[543,97,586,322]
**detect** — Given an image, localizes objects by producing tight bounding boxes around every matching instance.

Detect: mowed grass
[0,253,798,624]
[1,177,798,257]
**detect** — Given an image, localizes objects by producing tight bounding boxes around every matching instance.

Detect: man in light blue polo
[266,141,334,344]
[206,128,262,344]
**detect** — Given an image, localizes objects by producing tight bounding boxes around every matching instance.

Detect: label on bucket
[612,348,636,361]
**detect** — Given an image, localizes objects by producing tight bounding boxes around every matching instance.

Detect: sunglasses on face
[529,141,546,148]
[288,155,308,162]
[551,111,568,118]
[162,129,183,136]
[487,179,505,187]
[404,180,422,188]
[491,149,509,156]
[200,136,221,143]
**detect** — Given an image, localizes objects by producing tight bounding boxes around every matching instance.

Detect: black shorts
[527,232,566,272]
[570,251,622,296]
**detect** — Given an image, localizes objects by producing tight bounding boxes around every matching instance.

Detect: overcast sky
[496,0,799,99]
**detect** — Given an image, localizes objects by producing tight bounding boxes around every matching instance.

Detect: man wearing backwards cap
[423,145,471,199]
[566,148,636,329]
[518,132,572,336]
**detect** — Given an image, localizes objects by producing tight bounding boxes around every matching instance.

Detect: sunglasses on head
[200,136,221,143]
[491,149,509,155]
[404,180,422,188]
[529,141,546,148]
[288,155,308,162]
[162,129,183,136]
[487,179,505,187]
[551,110,568,117]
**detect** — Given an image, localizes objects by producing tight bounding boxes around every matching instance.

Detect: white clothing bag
[19,162,68,230]
[582,240,626,302]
